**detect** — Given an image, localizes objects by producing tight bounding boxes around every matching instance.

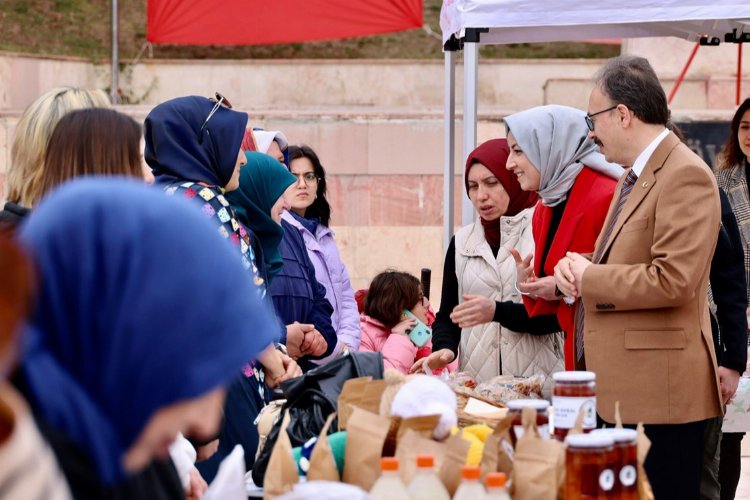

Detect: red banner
[147,0,423,45]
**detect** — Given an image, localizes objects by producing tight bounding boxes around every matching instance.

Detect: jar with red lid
[591,428,638,499]
[506,399,550,445]
[565,433,616,499]
[552,371,596,440]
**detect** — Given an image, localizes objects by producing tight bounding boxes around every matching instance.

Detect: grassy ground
[0,0,619,61]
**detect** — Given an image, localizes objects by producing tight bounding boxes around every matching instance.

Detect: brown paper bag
[567,405,586,436]
[395,428,446,484]
[338,377,372,431]
[438,434,471,496]
[636,423,655,500]
[615,401,624,428]
[512,407,565,500]
[263,411,298,499]
[307,413,339,482]
[481,413,515,477]
[383,414,441,457]
[342,407,391,490]
[359,379,388,415]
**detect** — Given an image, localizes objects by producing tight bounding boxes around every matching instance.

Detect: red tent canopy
[147,0,423,45]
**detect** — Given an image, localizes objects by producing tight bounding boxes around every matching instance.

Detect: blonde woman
[0,87,109,228]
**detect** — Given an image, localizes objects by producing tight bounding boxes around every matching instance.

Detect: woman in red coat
[504,105,620,370]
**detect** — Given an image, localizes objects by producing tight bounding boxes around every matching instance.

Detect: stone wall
[1,45,746,306]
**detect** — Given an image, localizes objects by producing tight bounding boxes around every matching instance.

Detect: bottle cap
[553,370,596,382]
[506,399,550,411]
[486,472,507,488]
[416,454,434,468]
[565,433,614,449]
[591,428,638,443]
[381,457,399,471]
[461,465,481,480]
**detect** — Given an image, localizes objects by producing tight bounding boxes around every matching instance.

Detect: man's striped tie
[574,168,638,363]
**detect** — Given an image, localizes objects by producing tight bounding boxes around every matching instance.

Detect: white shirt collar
[630,128,669,178]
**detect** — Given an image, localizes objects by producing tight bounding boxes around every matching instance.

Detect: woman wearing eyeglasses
[250,146,339,371]
[279,145,362,363]
[505,104,620,371]
[227,151,336,371]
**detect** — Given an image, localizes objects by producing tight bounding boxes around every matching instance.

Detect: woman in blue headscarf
[16,178,279,498]
[144,95,261,285]
[228,152,337,371]
[144,96,300,480]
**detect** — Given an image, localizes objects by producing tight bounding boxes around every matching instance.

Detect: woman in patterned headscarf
[144,96,299,480]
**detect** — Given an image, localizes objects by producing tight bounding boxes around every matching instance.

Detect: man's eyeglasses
[585,104,618,132]
[292,172,319,183]
[198,92,232,144]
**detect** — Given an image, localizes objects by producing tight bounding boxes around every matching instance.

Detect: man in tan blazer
[554,56,722,500]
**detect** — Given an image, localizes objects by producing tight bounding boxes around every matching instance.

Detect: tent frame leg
[462,41,479,227]
[444,50,457,253]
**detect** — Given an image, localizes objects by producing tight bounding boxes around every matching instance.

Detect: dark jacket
[269,219,337,369]
[709,189,748,373]
[40,420,185,500]
[0,201,30,230]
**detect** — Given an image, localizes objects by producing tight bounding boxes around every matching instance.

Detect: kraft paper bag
[338,377,372,431]
[481,413,516,478]
[636,423,654,500]
[383,414,440,457]
[342,407,391,490]
[263,411,298,499]
[438,434,471,496]
[511,407,565,500]
[395,428,446,484]
[615,401,624,428]
[307,413,340,482]
[358,379,388,415]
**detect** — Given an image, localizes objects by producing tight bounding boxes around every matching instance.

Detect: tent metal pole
[738,43,743,106]
[111,0,120,104]
[444,50,457,253]
[462,41,479,226]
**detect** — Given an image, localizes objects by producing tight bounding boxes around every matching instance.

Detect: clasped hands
[285,321,327,359]
[552,252,592,300]
[258,343,302,389]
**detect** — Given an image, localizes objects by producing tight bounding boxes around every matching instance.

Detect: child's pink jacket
[358,314,457,374]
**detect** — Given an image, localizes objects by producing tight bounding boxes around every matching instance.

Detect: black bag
[251,351,383,486]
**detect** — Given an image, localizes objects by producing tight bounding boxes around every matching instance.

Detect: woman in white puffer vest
[411,139,564,385]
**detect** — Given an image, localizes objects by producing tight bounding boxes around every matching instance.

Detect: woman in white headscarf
[242,129,289,165]
[504,104,621,370]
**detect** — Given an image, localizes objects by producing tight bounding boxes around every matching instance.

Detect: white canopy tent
[440,0,750,250]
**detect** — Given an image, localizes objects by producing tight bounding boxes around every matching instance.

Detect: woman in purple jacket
[284,145,362,363]
[229,152,338,372]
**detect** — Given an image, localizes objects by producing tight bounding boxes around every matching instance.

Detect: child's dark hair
[363,270,421,328]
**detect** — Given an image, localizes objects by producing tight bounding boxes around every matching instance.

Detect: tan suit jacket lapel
[597,132,680,260]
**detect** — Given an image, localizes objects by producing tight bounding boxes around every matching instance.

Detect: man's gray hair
[594,56,669,126]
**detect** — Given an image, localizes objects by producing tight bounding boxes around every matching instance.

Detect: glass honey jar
[565,433,616,499]
[591,428,638,499]
[552,371,596,440]
[506,399,550,445]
